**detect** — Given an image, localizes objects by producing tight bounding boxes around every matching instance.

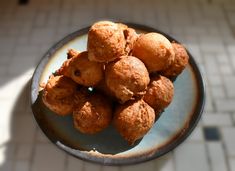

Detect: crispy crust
[144,75,174,113]
[67,49,79,59]
[132,33,175,73]
[58,51,104,86]
[87,21,126,62]
[161,43,189,77]
[73,90,112,134]
[87,21,139,62]
[42,75,77,115]
[117,23,139,55]
[105,56,150,103]
[113,99,155,145]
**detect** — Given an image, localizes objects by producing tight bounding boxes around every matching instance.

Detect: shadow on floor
[0,80,172,171]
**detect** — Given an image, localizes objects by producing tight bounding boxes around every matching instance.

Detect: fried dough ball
[105,56,150,103]
[42,75,77,116]
[113,99,155,145]
[132,33,175,73]
[73,89,112,134]
[161,43,189,77]
[144,75,174,113]
[67,49,79,59]
[117,23,139,55]
[58,51,104,86]
[87,21,126,62]
[124,27,138,55]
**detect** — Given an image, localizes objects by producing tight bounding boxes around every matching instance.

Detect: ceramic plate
[31,23,205,165]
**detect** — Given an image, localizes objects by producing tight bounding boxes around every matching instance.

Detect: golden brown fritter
[117,23,139,55]
[58,51,104,86]
[105,56,150,103]
[73,89,112,134]
[42,75,77,116]
[87,21,126,62]
[132,33,175,73]
[144,75,174,113]
[123,27,138,55]
[113,99,155,145]
[161,43,189,77]
[67,49,79,59]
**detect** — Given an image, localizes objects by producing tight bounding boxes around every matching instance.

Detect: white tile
[0,146,6,165]
[15,143,33,160]
[58,12,71,26]
[211,86,226,99]
[1,143,16,160]
[205,91,213,112]
[121,160,155,171]
[229,158,235,171]
[0,75,32,107]
[36,128,50,143]
[187,125,204,142]
[14,161,30,171]
[102,165,120,171]
[185,35,198,45]
[204,54,219,75]
[200,42,225,53]
[231,54,235,70]
[32,143,66,171]
[207,142,228,171]
[207,75,222,86]
[154,153,175,171]
[12,115,36,143]
[16,35,30,44]
[0,65,8,76]
[207,26,220,35]
[228,12,235,25]
[227,45,235,54]
[0,54,12,65]
[83,162,102,171]
[185,44,202,63]
[0,100,14,145]
[8,56,37,76]
[14,44,40,56]
[233,113,235,124]
[220,64,233,75]
[0,160,13,171]
[185,26,207,36]
[202,113,232,126]
[221,127,235,156]
[46,12,59,27]
[34,11,48,27]
[174,142,209,171]
[215,99,235,112]
[216,53,230,64]
[224,76,235,98]
[30,28,55,45]
[67,155,84,171]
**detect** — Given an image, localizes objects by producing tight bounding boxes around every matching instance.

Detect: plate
[31,23,205,165]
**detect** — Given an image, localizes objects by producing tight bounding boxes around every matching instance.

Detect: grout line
[219,127,232,171]
[172,151,177,171]
[28,126,39,171]
[63,154,69,171]
[231,113,235,127]
[222,4,235,38]
[204,141,213,171]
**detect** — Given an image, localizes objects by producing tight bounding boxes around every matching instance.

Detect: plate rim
[31,23,205,166]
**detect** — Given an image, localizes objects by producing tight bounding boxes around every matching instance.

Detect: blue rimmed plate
[31,23,205,166]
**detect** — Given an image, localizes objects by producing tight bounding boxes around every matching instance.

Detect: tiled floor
[1,0,235,170]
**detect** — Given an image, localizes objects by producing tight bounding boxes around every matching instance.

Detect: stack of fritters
[42,21,189,145]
